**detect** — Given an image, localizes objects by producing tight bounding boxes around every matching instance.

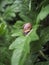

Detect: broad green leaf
[11,49,23,65]
[40,26,49,45]
[11,29,23,37]
[36,5,49,24]
[27,25,39,41]
[9,36,30,65]
[9,36,26,50]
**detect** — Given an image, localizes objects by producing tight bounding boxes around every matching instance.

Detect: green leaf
[11,29,23,37]
[9,36,30,65]
[9,36,26,50]
[26,25,40,53]
[40,26,49,45]
[0,21,7,36]
[13,20,24,29]
[11,21,24,37]
[27,25,39,42]
[36,5,49,24]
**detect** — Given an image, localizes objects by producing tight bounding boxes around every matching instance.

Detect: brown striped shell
[23,23,32,34]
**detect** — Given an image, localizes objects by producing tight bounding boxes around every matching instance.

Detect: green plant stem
[39,50,48,60]
[26,29,33,37]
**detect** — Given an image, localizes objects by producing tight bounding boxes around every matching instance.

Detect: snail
[23,23,32,35]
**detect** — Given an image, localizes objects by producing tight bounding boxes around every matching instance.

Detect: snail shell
[23,23,32,35]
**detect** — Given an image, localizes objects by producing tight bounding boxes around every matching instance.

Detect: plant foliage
[0,0,49,65]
